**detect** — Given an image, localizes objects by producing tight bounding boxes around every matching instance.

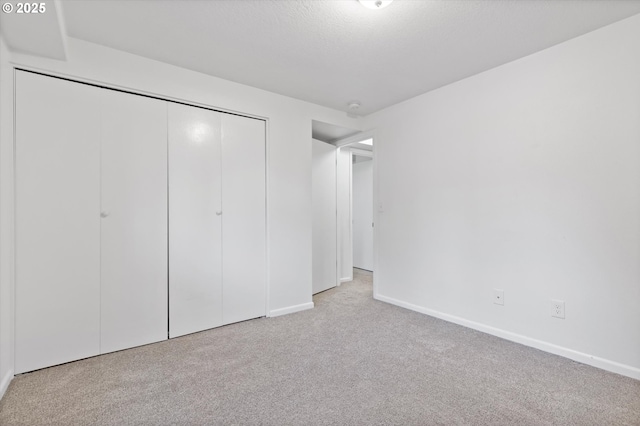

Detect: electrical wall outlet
[551,299,565,319]
[494,289,504,305]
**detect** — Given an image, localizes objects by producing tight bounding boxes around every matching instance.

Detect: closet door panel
[221,115,266,324]
[15,72,101,373]
[100,90,168,353]
[168,103,223,338]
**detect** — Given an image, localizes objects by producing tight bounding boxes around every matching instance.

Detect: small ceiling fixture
[347,101,361,118]
[358,0,393,10]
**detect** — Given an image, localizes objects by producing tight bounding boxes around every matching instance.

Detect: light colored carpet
[1,268,639,425]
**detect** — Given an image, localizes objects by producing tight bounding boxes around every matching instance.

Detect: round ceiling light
[358,0,393,9]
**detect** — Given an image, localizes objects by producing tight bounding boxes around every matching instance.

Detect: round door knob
[216,211,222,216]
[100,211,110,218]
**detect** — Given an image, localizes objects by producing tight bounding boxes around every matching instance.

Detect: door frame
[350,148,374,273]
[332,131,377,297]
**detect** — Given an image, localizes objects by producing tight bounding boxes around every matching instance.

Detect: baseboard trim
[0,369,13,401]
[375,294,640,380]
[268,302,314,318]
[340,276,352,283]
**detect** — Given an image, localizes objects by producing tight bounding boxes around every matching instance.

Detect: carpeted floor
[1,268,639,425]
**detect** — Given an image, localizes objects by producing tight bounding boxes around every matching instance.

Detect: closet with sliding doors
[14,70,266,374]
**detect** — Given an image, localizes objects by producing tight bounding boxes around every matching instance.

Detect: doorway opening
[311,119,375,297]
[336,136,374,289]
[351,146,373,273]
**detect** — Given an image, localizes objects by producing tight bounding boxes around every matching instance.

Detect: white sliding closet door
[168,104,223,338]
[100,90,168,353]
[221,115,266,324]
[15,72,102,374]
[15,71,267,372]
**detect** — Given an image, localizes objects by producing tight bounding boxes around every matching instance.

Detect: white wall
[337,147,353,281]
[312,139,337,294]
[0,37,361,393]
[364,14,640,379]
[0,37,15,398]
[352,158,373,271]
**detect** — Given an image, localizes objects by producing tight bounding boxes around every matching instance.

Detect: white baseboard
[0,369,13,401]
[268,302,314,318]
[340,276,352,283]
[375,294,640,381]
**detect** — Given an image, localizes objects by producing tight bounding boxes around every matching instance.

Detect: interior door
[312,139,337,294]
[352,158,374,271]
[100,90,168,353]
[15,71,101,373]
[168,103,223,338]
[221,114,266,324]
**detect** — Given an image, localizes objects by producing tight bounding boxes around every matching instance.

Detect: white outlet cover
[551,299,565,319]
[494,289,504,305]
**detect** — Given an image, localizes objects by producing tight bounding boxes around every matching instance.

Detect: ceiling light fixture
[358,0,393,10]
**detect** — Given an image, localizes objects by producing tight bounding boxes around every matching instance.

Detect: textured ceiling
[59,0,640,115]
